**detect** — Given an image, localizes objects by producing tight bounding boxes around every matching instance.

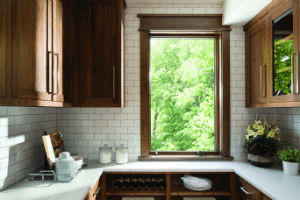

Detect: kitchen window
[138,15,231,160]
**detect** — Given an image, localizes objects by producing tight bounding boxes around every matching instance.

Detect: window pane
[150,38,215,151]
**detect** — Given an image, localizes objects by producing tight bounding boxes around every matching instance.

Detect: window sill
[138,155,234,161]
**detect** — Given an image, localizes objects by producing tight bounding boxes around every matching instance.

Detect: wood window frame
[138,15,232,161]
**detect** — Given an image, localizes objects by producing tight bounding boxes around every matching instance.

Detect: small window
[138,15,231,160]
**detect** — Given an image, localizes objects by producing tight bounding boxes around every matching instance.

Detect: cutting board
[42,135,56,169]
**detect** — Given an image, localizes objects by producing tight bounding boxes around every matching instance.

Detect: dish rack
[28,169,81,182]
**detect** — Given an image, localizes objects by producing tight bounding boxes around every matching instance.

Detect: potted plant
[278,147,300,175]
[245,116,280,167]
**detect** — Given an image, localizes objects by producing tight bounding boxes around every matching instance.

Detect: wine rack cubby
[100,172,236,200]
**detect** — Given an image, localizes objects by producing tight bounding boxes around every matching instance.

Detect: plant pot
[282,161,299,175]
[247,154,274,168]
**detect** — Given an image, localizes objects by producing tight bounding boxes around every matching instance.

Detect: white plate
[181,176,212,188]
[183,183,212,191]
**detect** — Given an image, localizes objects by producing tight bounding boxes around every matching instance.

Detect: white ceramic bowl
[72,156,83,170]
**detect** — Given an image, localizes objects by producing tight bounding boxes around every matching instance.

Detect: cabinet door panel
[79,1,117,106]
[247,22,267,105]
[11,0,52,101]
[0,0,7,98]
[52,0,64,102]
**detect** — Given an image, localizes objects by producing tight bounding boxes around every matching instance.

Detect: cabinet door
[11,0,52,101]
[52,0,64,102]
[0,0,8,100]
[246,21,267,106]
[78,0,117,106]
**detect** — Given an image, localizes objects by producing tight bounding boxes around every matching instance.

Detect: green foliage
[278,147,300,162]
[150,38,215,151]
[273,40,293,95]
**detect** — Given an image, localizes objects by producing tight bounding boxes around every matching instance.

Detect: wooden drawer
[85,179,100,200]
[238,177,261,200]
[262,194,272,200]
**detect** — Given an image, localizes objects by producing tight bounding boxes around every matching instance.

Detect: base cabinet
[237,176,271,200]
[85,178,101,200]
[100,172,236,200]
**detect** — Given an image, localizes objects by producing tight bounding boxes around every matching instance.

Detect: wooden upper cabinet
[244,0,300,107]
[245,21,267,107]
[73,0,125,107]
[11,0,52,101]
[52,0,64,102]
[0,0,8,101]
[0,0,64,107]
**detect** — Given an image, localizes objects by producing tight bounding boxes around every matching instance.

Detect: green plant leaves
[150,38,215,151]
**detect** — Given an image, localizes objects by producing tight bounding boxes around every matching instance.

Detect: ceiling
[222,0,272,25]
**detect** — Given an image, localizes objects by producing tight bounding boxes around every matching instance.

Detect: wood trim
[122,0,126,9]
[230,173,238,200]
[215,35,220,152]
[220,31,230,157]
[138,155,234,161]
[245,30,251,108]
[138,14,230,32]
[149,151,219,156]
[166,173,170,200]
[138,14,223,18]
[249,101,300,108]
[243,0,292,31]
[140,30,151,157]
[139,15,231,159]
[100,173,106,200]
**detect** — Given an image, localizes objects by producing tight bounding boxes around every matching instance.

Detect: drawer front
[262,194,272,200]
[238,177,261,200]
[85,179,100,200]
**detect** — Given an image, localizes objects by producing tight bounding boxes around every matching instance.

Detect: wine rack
[100,172,236,200]
[106,174,166,196]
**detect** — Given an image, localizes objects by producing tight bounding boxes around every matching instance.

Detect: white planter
[282,161,299,175]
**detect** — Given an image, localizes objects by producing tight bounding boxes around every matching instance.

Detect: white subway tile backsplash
[0,106,56,190]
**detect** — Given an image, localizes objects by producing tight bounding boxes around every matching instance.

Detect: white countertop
[1,161,300,200]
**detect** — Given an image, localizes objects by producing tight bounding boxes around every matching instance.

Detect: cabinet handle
[292,51,299,94]
[113,65,116,99]
[47,51,53,94]
[240,187,254,195]
[53,53,59,95]
[260,65,266,97]
[93,187,101,196]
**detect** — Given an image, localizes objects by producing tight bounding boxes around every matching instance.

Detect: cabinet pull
[93,187,101,196]
[292,51,299,94]
[113,65,116,99]
[47,51,53,94]
[260,65,266,97]
[53,53,59,95]
[240,187,254,195]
